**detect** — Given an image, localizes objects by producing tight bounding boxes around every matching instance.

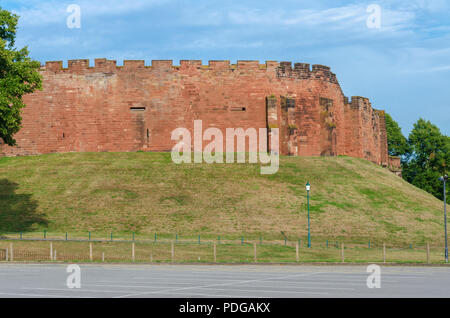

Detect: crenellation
[45,61,63,71]
[311,64,337,83]
[350,96,370,109]
[277,61,293,78]
[95,58,117,71]
[294,63,311,72]
[344,96,349,105]
[237,60,260,70]
[40,59,340,83]
[123,60,145,69]
[180,60,202,69]
[274,62,338,83]
[265,61,279,71]
[151,60,173,70]
[208,60,230,70]
[68,59,89,70]
[312,64,331,72]
[293,63,311,79]
[330,73,337,83]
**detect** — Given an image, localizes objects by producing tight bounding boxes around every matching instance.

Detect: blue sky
[1,0,449,135]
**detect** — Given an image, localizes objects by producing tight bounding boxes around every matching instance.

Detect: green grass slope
[0,152,446,245]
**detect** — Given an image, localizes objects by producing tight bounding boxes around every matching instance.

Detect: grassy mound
[0,152,446,245]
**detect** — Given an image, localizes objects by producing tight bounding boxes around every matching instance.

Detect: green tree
[385,112,409,157]
[0,7,42,146]
[403,119,449,203]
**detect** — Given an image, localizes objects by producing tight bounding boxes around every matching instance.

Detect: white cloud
[178,3,417,42]
[381,0,450,12]
[13,0,170,26]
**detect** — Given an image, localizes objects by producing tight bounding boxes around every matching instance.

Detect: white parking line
[21,287,131,294]
[0,291,85,298]
[96,279,362,287]
[193,287,329,295]
[147,291,247,298]
[115,271,320,298]
[200,284,355,291]
[125,277,247,282]
[84,283,176,289]
[83,281,354,292]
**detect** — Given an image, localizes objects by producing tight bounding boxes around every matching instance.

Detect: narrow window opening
[231,107,246,111]
[147,128,150,139]
[130,107,146,111]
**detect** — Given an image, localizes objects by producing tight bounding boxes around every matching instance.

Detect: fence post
[171,241,174,263]
[44,230,46,239]
[132,242,135,262]
[383,243,386,263]
[241,237,244,246]
[65,232,68,241]
[341,243,344,263]
[427,243,430,264]
[213,243,217,263]
[254,243,257,263]
[89,232,91,241]
[5,248,8,262]
[10,243,13,262]
[150,253,153,263]
[89,243,93,262]
[54,250,57,261]
[102,252,104,263]
[296,241,299,262]
[50,242,53,261]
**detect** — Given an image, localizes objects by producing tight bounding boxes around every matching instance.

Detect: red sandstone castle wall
[0,58,389,166]
[343,96,388,165]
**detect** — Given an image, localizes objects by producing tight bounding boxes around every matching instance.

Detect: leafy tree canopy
[402,118,449,203]
[0,7,42,146]
[385,112,409,157]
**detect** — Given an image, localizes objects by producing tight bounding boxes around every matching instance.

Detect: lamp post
[306,182,311,248]
[439,175,448,263]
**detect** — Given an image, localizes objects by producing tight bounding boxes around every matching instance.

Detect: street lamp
[306,182,311,248]
[438,175,448,263]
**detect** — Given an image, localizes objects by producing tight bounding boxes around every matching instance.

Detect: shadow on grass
[0,179,47,234]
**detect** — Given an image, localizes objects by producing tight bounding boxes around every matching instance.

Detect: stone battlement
[43,59,337,83]
[277,62,337,83]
